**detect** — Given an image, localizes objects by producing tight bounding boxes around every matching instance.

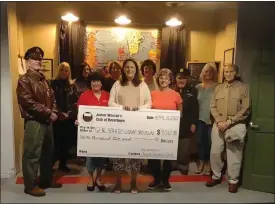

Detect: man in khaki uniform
[206,64,250,193]
[17,47,62,197]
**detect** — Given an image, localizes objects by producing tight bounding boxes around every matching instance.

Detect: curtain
[59,20,86,79]
[160,26,186,75]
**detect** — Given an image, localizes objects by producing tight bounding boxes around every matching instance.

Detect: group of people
[16,46,250,197]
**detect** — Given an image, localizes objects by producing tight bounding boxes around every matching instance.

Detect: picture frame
[42,58,53,79]
[186,61,221,85]
[18,56,26,75]
[223,48,235,66]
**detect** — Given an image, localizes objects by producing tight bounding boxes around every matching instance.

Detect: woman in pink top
[148,68,182,192]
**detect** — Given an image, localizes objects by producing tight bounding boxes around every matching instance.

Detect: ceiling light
[166,17,182,27]
[115,16,131,25]
[61,13,79,22]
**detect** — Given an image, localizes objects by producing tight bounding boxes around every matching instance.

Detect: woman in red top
[148,68,183,192]
[77,72,110,192]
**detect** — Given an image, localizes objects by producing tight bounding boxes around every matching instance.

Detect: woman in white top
[109,58,151,194]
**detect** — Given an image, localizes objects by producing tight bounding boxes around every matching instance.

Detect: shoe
[228,183,238,193]
[58,165,70,173]
[179,169,189,175]
[95,178,106,191]
[39,182,63,189]
[87,184,95,192]
[163,182,172,191]
[24,186,46,197]
[148,180,161,190]
[205,178,222,187]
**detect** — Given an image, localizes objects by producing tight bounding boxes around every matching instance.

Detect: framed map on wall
[84,27,161,69]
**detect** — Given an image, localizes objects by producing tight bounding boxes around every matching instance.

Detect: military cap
[24,46,44,60]
[176,68,191,77]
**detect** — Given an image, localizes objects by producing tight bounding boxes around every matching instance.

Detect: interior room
[6,1,238,174]
[1,1,274,203]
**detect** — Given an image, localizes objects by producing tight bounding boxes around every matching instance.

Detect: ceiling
[17,2,238,26]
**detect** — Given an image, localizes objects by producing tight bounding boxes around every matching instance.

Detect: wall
[1,2,16,178]
[1,2,25,177]
[214,7,238,81]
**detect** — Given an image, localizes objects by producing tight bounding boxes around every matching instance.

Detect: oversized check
[77,106,180,160]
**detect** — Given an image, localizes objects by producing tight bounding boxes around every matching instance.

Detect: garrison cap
[24,46,44,60]
[176,68,191,77]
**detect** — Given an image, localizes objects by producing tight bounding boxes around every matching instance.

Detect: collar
[27,69,45,81]
[224,80,237,88]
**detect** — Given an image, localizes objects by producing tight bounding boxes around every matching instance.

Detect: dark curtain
[160,26,186,75]
[59,20,86,79]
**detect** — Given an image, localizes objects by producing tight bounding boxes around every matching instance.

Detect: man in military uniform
[175,68,199,175]
[16,47,62,197]
[206,64,250,193]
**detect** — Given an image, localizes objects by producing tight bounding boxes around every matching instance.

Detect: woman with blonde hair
[195,62,218,175]
[148,68,182,192]
[51,62,78,172]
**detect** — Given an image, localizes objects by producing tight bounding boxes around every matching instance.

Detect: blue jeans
[86,157,105,172]
[196,120,212,161]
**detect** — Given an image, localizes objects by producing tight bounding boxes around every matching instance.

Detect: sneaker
[148,180,161,190]
[163,182,172,191]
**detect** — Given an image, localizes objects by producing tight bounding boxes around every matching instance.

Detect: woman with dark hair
[76,72,109,192]
[72,62,92,97]
[108,58,151,194]
[140,59,158,91]
[103,61,122,92]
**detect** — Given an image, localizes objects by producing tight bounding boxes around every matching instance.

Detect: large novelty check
[77,106,180,160]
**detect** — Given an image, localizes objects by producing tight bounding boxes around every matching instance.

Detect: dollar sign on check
[157,129,160,135]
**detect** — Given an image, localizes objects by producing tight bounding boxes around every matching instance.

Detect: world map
[84,27,161,68]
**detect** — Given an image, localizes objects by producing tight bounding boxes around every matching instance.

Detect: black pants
[148,159,172,183]
[53,119,76,167]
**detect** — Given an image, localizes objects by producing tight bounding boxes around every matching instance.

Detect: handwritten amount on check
[79,127,178,136]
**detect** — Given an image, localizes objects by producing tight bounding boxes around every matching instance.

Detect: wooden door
[236,2,275,193]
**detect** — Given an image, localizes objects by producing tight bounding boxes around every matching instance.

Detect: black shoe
[95,178,106,191]
[87,184,95,192]
[163,182,172,191]
[39,182,62,189]
[148,180,161,190]
[58,165,70,173]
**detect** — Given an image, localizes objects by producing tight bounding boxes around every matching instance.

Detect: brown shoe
[205,178,222,187]
[24,186,46,197]
[228,183,238,193]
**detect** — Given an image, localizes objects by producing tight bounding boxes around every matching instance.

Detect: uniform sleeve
[210,85,224,123]
[16,78,52,120]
